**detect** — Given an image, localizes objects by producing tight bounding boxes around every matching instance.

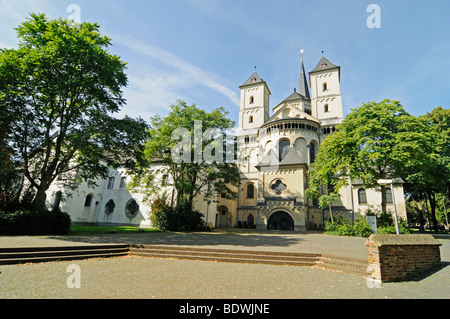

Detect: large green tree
[0,13,148,210]
[307,99,417,215]
[129,101,239,210]
[402,107,450,231]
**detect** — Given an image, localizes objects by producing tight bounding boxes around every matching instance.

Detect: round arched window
[105,200,115,216]
[125,199,140,219]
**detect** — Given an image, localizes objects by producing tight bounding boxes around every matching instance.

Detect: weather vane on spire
[300,49,304,61]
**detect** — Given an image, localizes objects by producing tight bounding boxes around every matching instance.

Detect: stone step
[317,254,368,277]
[0,244,130,265]
[131,249,319,262]
[130,245,321,267]
[130,244,321,258]
[0,243,370,278]
[132,251,318,267]
[0,252,129,265]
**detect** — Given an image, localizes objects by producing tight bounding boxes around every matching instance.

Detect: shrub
[353,218,374,237]
[150,198,205,231]
[149,197,174,231]
[337,222,355,237]
[324,221,338,232]
[324,216,374,238]
[377,222,411,234]
[0,208,71,235]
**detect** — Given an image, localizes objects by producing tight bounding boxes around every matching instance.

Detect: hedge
[0,209,71,235]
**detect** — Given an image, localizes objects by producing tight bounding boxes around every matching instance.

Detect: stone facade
[45,53,408,230]
[235,54,407,231]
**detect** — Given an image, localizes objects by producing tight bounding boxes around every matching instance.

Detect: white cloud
[120,73,190,120]
[0,0,65,48]
[112,33,240,108]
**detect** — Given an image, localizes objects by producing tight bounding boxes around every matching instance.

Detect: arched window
[324,104,329,113]
[84,194,93,207]
[250,96,254,104]
[105,199,115,215]
[249,115,254,123]
[309,143,316,164]
[247,184,255,199]
[323,82,328,91]
[279,139,290,161]
[107,177,115,189]
[53,191,62,209]
[358,188,367,205]
[386,188,393,204]
[247,214,254,227]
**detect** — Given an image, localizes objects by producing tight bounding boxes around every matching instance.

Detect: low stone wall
[366,234,442,283]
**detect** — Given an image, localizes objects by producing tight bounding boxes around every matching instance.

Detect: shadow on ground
[46,229,306,248]
[401,261,450,282]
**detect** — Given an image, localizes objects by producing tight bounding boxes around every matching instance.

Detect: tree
[0,13,149,210]
[307,99,415,215]
[129,101,239,211]
[305,178,341,224]
[402,107,450,232]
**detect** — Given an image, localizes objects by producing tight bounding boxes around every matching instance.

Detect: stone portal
[267,211,294,230]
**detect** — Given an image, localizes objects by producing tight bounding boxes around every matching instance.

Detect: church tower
[237,69,270,173]
[309,53,344,129]
[237,69,271,213]
[238,68,270,134]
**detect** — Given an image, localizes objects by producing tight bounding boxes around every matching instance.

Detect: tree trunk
[32,185,48,211]
[417,206,425,232]
[424,198,432,231]
[380,185,387,215]
[329,203,334,224]
[427,192,439,232]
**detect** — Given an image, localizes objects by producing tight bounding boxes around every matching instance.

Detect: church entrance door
[267,211,294,230]
[217,206,229,228]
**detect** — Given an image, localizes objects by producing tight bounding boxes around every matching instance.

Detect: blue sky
[1,0,449,125]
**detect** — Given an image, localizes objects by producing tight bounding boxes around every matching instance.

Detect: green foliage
[377,219,411,234]
[324,215,373,238]
[130,101,239,208]
[150,196,205,231]
[0,13,148,210]
[0,208,71,235]
[403,107,450,232]
[308,99,419,214]
[353,218,375,237]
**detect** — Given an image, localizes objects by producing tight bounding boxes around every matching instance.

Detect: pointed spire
[310,52,340,73]
[298,53,311,100]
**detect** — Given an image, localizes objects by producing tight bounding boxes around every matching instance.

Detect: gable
[266,102,319,125]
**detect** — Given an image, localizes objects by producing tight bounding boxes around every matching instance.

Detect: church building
[45,53,407,231]
[230,52,407,231]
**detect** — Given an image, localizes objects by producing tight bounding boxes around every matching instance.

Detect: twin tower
[238,53,344,135]
[235,53,345,231]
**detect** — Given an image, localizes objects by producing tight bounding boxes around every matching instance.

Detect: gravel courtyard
[1,230,449,299]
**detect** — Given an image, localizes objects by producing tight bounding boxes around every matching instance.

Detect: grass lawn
[69,225,160,235]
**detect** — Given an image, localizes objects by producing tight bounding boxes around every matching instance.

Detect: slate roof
[310,55,340,73]
[279,147,306,166]
[240,71,265,87]
[283,90,305,102]
[255,148,306,170]
[255,149,279,169]
[298,59,311,99]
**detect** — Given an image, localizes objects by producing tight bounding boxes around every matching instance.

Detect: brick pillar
[366,234,442,283]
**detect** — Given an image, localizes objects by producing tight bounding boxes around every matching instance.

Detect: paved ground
[0,229,370,258]
[0,230,449,300]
